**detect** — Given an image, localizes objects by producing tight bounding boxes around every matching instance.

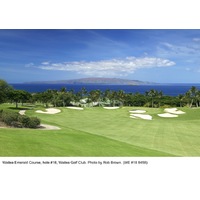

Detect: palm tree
[117,90,126,107]
[157,91,163,107]
[80,87,88,99]
[186,86,199,108]
[60,87,67,93]
[196,91,200,107]
[103,89,112,106]
[51,90,59,107]
[111,91,118,107]
[89,89,101,106]
[59,87,67,107]
[146,89,158,108]
[177,94,184,107]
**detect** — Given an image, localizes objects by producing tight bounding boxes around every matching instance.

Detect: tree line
[1,79,200,108]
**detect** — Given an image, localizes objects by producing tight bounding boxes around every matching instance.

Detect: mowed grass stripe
[0,126,173,156]
[35,106,200,156]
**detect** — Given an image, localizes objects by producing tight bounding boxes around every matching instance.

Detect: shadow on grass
[8,106,34,111]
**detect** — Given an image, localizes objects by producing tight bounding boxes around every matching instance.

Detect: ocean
[10,83,200,97]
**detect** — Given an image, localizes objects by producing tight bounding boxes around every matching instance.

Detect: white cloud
[161,42,198,55]
[185,67,191,71]
[158,42,200,58]
[193,38,200,42]
[41,61,50,65]
[25,63,34,68]
[33,56,175,77]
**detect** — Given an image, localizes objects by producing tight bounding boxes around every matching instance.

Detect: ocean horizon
[10,83,200,97]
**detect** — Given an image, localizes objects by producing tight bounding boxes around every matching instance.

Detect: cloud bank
[33,56,175,77]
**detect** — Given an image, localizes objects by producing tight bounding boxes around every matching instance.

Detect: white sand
[67,107,84,110]
[19,110,26,115]
[129,116,136,119]
[129,110,146,113]
[0,123,61,130]
[158,113,178,118]
[40,124,61,130]
[103,107,120,109]
[130,114,152,120]
[164,108,185,114]
[36,108,61,114]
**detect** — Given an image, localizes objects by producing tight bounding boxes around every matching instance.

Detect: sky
[1,29,200,83]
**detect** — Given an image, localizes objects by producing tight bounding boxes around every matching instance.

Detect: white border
[0,157,200,199]
[0,0,200,29]
[1,0,200,199]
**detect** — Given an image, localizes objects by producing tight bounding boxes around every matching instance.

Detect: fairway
[1,104,200,156]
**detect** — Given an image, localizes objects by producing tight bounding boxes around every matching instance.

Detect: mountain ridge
[24,77,157,85]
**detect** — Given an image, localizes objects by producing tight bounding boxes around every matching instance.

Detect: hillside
[25,77,156,85]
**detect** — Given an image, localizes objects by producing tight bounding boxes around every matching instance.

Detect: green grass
[1,103,200,156]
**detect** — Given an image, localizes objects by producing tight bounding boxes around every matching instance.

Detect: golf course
[1,103,200,157]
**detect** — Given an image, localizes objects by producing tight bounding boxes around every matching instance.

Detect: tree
[197,91,200,107]
[41,89,53,108]
[59,87,67,107]
[177,94,184,107]
[103,89,112,106]
[145,89,158,108]
[110,91,117,107]
[89,89,101,106]
[20,90,31,106]
[80,87,88,99]
[58,90,74,107]
[132,92,146,107]
[185,86,199,108]
[157,91,163,107]
[51,90,59,107]
[117,90,126,106]
[0,79,13,104]
[7,90,31,108]
[31,92,43,104]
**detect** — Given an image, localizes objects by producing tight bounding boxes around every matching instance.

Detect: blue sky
[1,29,200,83]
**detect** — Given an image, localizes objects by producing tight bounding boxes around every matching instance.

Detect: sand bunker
[36,108,61,114]
[39,124,61,130]
[19,110,26,115]
[129,116,136,119]
[130,114,152,120]
[164,108,185,114]
[158,113,178,118]
[103,107,120,110]
[129,110,146,114]
[158,108,185,118]
[0,123,61,130]
[67,107,84,110]
[8,109,61,130]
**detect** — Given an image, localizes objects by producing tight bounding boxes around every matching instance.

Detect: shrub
[18,115,31,128]
[1,110,41,129]
[0,109,3,119]
[11,121,23,128]
[27,117,41,128]
[2,110,19,126]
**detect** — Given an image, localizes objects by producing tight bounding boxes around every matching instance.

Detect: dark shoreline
[10,83,200,96]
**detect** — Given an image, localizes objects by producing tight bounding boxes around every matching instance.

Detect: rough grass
[1,103,200,156]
